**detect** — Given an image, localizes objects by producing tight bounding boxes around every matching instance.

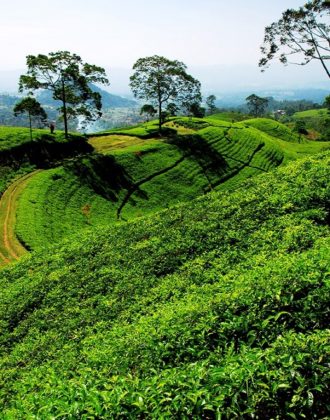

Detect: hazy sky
[1,0,328,93]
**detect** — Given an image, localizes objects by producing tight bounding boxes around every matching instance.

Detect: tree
[140,104,157,121]
[187,102,206,118]
[206,95,217,114]
[246,94,269,117]
[166,102,179,117]
[19,51,109,138]
[294,119,308,135]
[130,55,201,134]
[259,0,330,78]
[13,97,47,140]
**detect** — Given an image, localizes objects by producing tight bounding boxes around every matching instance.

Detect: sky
[0,0,329,94]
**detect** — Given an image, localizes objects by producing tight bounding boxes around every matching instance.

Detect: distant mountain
[0,94,20,107]
[36,84,137,108]
[212,88,329,108]
[90,84,137,108]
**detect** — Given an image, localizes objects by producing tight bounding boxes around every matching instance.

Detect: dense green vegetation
[0,126,70,152]
[0,127,90,196]
[14,116,330,251]
[0,151,329,417]
[292,108,330,140]
[244,118,301,143]
[205,111,250,123]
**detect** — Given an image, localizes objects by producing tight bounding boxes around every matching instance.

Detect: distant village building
[274,109,286,120]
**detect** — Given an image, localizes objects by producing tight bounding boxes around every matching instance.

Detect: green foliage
[206,94,217,114]
[186,102,206,118]
[293,108,330,140]
[244,118,301,142]
[140,104,157,121]
[19,51,109,137]
[13,97,47,123]
[12,116,330,250]
[246,94,269,117]
[206,111,250,123]
[13,96,48,141]
[0,126,91,199]
[130,55,201,133]
[0,152,329,417]
[259,0,330,78]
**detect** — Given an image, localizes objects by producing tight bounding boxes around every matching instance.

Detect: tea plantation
[12,117,330,251]
[0,149,329,418]
[0,116,329,418]
[0,126,90,195]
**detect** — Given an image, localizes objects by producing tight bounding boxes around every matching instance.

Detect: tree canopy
[259,0,330,78]
[13,97,47,140]
[246,94,269,117]
[140,104,157,121]
[130,55,201,133]
[206,95,217,115]
[19,51,109,138]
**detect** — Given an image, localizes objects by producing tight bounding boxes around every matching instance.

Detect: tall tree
[13,97,47,141]
[259,0,330,78]
[130,55,201,134]
[206,95,217,115]
[246,94,269,117]
[19,51,109,138]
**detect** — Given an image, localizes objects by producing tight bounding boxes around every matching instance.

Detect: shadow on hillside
[167,134,230,181]
[0,134,93,169]
[66,153,137,202]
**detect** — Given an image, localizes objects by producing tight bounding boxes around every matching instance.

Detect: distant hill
[213,88,329,108]
[0,87,137,110]
[36,84,137,108]
[0,88,138,128]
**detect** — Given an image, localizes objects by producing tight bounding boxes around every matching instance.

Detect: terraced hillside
[0,126,91,196]
[0,152,329,418]
[12,117,330,252]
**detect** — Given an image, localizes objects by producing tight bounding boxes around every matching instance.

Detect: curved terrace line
[117,156,186,219]
[0,170,42,266]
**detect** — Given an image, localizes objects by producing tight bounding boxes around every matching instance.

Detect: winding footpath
[0,170,42,266]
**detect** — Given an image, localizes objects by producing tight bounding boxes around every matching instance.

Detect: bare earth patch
[0,170,42,266]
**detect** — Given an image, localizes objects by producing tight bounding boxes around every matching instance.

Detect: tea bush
[0,152,329,417]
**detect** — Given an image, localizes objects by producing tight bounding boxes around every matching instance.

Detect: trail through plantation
[0,170,42,266]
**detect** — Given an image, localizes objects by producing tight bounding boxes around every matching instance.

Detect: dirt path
[0,170,42,266]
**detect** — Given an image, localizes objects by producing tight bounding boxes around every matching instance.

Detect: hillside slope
[0,152,329,418]
[13,117,330,252]
[0,126,91,196]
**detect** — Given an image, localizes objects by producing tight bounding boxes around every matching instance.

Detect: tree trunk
[28,112,32,141]
[61,78,68,139]
[158,100,162,135]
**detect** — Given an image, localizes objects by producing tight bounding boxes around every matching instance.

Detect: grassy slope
[0,127,89,196]
[0,126,75,152]
[293,108,328,119]
[292,108,330,139]
[14,117,330,252]
[0,152,329,418]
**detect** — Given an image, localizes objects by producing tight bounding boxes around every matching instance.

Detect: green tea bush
[0,152,329,417]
